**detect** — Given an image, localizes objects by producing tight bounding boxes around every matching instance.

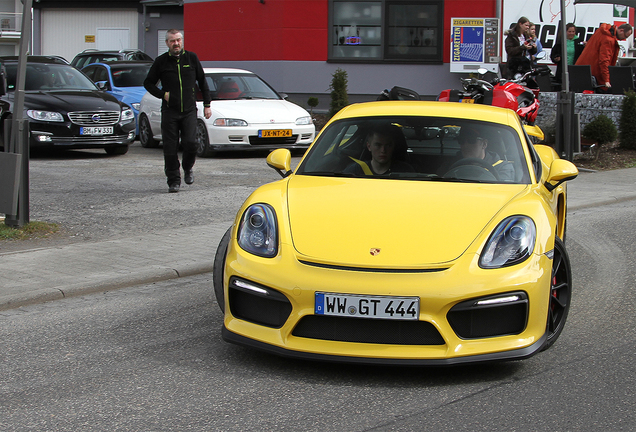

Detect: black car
[0,56,136,155]
[71,49,153,69]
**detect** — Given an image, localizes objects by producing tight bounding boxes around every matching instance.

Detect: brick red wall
[185,0,328,61]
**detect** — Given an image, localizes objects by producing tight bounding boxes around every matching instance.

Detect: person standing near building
[529,23,543,66]
[505,16,536,79]
[575,23,633,92]
[551,23,585,88]
[144,29,212,193]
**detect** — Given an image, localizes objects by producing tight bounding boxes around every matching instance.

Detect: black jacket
[144,50,211,113]
[550,37,586,82]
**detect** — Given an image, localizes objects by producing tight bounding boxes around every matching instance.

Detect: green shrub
[583,114,617,145]
[619,89,636,149]
[582,114,617,160]
[329,68,349,118]
[307,97,319,116]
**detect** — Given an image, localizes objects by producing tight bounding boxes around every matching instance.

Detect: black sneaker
[184,170,194,185]
[168,183,180,193]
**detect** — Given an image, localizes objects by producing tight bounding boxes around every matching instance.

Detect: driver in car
[441,126,515,181]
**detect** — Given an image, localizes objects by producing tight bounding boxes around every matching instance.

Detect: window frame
[328,0,444,64]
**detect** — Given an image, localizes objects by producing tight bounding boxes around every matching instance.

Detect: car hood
[18,90,123,112]
[112,86,146,101]
[207,99,309,124]
[286,176,528,268]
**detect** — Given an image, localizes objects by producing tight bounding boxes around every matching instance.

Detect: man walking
[144,29,212,192]
[575,23,633,92]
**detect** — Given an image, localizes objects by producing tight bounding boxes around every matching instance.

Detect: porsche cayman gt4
[213,101,578,365]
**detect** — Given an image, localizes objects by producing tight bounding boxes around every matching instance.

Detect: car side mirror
[267,148,292,178]
[95,81,110,91]
[524,124,544,140]
[545,159,578,192]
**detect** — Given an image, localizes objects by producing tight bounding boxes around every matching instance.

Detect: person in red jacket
[575,23,633,92]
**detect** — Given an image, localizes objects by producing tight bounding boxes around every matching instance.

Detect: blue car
[82,61,152,136]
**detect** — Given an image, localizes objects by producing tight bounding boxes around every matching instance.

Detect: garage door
[41,9,138,65]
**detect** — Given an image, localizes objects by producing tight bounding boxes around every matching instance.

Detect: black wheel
[213,227,232,313]
[444,157,500,181]
[543,236,572,350]
[196,119,216,158]
[139,114,159,148]
[104,145,129,155]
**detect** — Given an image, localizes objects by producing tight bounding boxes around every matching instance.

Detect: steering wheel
[444,157,500,181]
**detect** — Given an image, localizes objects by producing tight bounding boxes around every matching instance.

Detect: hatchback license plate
[259,129,292,138]
[81,126,113,135]
[315,292,419,320]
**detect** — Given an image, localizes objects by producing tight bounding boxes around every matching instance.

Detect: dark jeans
[161,108,197,185]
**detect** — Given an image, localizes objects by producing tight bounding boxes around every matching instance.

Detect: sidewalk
[2,168,636,311]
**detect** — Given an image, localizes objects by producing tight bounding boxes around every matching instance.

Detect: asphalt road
[1,145,635,430]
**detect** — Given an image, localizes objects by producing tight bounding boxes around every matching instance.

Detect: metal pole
[5,0,32,228]
[558,0,574,161]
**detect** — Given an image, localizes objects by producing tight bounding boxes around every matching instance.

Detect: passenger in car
[343,124,413,176]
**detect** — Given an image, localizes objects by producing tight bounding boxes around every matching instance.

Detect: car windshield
[205,73,280,100]
[110,64,152,87]
[5,63,98,91]
[296,116,531,184]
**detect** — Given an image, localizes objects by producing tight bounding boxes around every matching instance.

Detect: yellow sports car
[213,101,578,365]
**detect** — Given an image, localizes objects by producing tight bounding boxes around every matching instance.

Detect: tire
[213,227,232,313]
[195,119,216,158]
[104,145,129,155]
[543,236,572,351]
[139,114,159,148]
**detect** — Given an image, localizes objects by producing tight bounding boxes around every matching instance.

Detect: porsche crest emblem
[370,248,381,256]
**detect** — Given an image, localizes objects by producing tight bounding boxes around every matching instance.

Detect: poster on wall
[450,18,500,73]
[502,0,631,63]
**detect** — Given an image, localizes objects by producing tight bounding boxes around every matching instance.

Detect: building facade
[8,0,634,110]
[30,0,184,63]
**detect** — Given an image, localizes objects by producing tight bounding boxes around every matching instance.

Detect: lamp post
[4,0,32,228]
[555,0,576,162]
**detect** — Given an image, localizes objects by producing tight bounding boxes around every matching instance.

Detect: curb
[0,262,214,311]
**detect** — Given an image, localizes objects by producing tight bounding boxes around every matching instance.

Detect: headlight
[131,103,141,111]
[238,204,278,258]
[296,116,312,125]
[27,110,63,122]
[121,108,134,122]
[213,118,248,127]
[479,216,536,269]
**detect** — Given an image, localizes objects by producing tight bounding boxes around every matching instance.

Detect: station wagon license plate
[259,129,292,138]
[315,292,419,320]
[80,126,113,136]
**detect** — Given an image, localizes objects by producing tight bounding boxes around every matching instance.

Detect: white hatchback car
[138,68,315,157]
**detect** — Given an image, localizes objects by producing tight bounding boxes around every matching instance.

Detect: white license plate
[80,126,113,136]
[315,292,419,320]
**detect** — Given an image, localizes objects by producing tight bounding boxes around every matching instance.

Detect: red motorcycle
[437,68,542,125]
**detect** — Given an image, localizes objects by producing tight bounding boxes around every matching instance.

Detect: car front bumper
[29,121,136,149]
[221,241,554,365]
[207,123,315,150]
